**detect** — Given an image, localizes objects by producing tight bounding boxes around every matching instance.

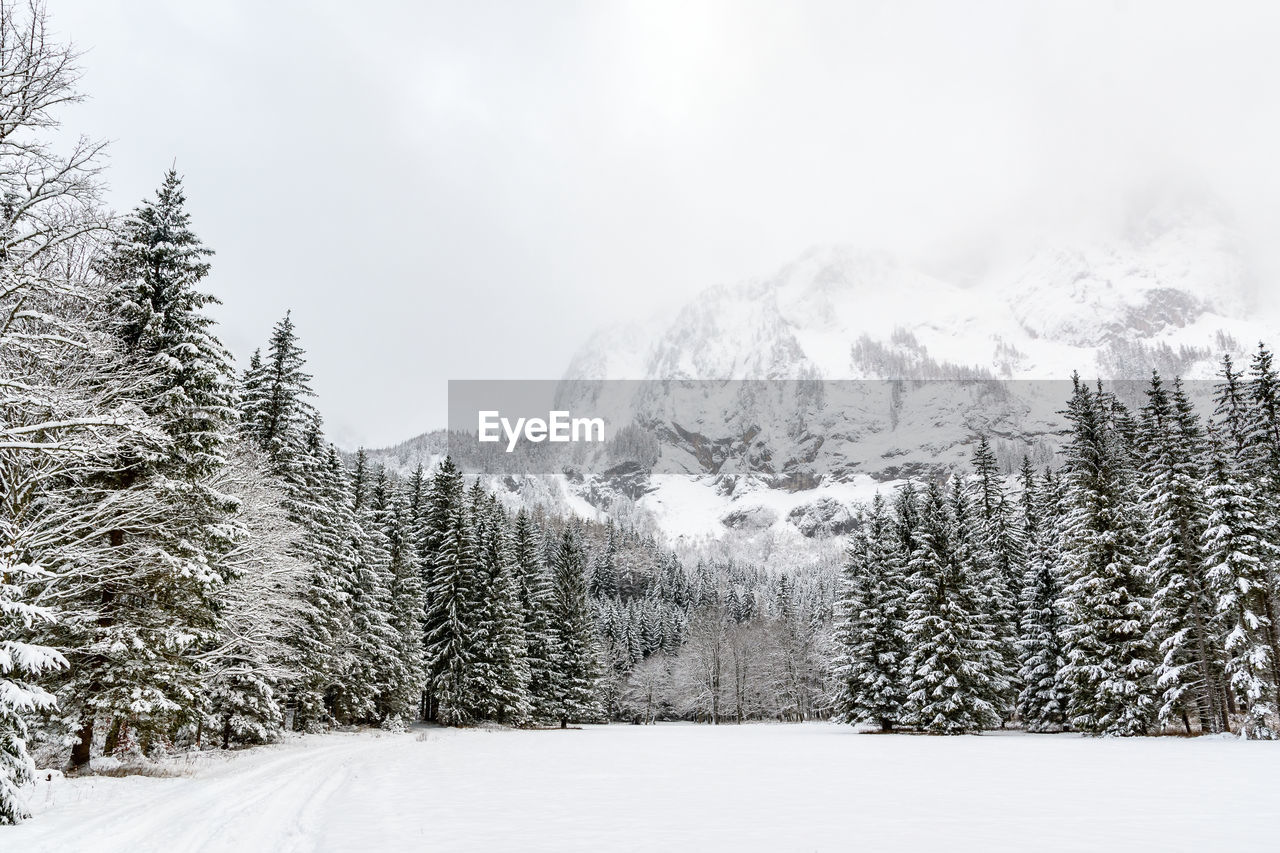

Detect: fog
[49,0,1280,446]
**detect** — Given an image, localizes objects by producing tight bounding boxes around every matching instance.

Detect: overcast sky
[49,0,1280,447]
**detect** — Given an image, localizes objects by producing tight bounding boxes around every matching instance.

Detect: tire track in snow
[17,732,412,853]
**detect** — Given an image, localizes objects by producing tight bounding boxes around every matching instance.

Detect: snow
[638,473,890,541]
[13,723,1280,852]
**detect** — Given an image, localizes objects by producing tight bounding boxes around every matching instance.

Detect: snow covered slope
[16,724,1280,853]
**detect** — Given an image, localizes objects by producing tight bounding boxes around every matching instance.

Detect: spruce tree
[351,467,411,725]
[424,473,480,726]
[418,457,465,721]
[1246,343,1280,497]
[1,565,67,822]
[970,435,1021,717]
[286,440,358,730]
[1203,423,1280,737]
[1140,374,1224,732]
[971,436,1022,604]
[236,318,354,731]
[207,666,282,749]
[58,169,240,766]
[472,494,531,724]
[894,480,922,556]
[903,480,1005,734]
[99,168,238,479]
[243,312,317,479]
[1214,351,1280,735]
[1058,377,1155,736]
[377,482,428,725]
[549,523,603,727]
[1245,345,1280,660]
[590,521,620,599]
[831,493,907,731]
[1214,354,1251,459]
[513,509,558,721]
[1015,461,1069,732]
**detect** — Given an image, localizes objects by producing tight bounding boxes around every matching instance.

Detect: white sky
[48,0,1280,447]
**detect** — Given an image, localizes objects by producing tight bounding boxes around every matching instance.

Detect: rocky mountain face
[373,202,1275,543]
[551,203,1273,540]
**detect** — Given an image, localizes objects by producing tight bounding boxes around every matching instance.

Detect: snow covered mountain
[570,202,1259,385]
[545,201,1275,540]
[371,200,1276,544]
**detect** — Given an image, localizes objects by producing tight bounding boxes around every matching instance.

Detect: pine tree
[286,441,357,731]
[971,436,1021,602]
[235,317,354,731]
[1140,373,1224,732]
[243,312,317,478]
[1058,377,1155,736]
[377,482,427,726]
[1203,422,1280,738]
[350,467,412,726]
[970,435,1021,717]
[1246,343,1280,498]
[419,458,465,721]
[590,521,620,599]
[405,462,432,720]
[471,494,531,724]
[1,561,67,823]
[99,169,237,479]
[55,169,241,766]
[1214,354,1251,460]
[512,509,558,721]
[549,523,603,727]
[831,493,907,731]
[894,480,922,556]
[424,471,480,726]
[903,480,1005,734]
[1015,460,1069,732]
[1244,345,1280,674]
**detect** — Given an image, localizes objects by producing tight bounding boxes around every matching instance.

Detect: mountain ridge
[368,201,1277,544]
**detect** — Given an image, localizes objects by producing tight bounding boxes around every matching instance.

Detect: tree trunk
[72,529,125,770]
[1190,605,1223,733]
[1263,593,1280,703]
[69,713,94,770]
[103,717,122,755]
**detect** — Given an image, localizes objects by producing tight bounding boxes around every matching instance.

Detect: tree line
[832,360,1280,738]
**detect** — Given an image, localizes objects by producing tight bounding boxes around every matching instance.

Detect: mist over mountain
[371,196,1276,543]
[571,196,1260,384]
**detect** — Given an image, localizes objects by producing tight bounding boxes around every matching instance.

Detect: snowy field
[11,723,1280,852]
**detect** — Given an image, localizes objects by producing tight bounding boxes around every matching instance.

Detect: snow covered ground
[11,723,1280,852]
